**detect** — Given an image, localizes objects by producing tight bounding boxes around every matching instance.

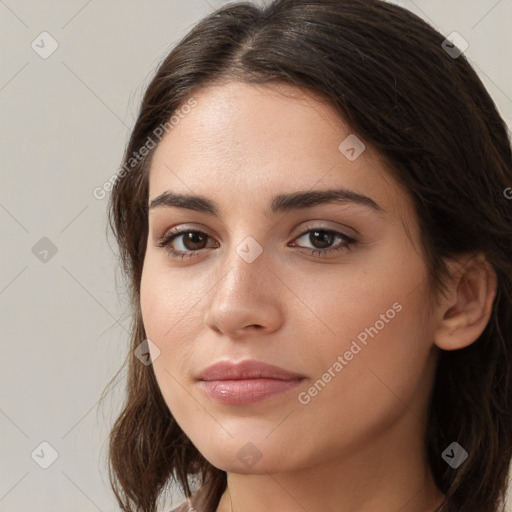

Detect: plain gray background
[1,0,511,511]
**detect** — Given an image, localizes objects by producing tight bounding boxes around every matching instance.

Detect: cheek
[303,240,422,348]
[140,257,207,389]
[140,260,186,381]
[298,248,433,431]
[307,237,428,361]
[140,263,168,340]
[140,256,200,341]
[140,263,196,419]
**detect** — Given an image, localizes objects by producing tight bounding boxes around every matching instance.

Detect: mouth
[197,359,305,405]
[198,377,304,405]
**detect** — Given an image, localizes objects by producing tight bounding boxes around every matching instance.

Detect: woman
[103,0,512,511]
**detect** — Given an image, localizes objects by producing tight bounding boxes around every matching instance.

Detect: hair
[101,0,512,511]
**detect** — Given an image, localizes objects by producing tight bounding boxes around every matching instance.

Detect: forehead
[152,81,356,175]
[148,81,412,222]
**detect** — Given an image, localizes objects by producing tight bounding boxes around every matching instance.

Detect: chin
[194,438,292,475]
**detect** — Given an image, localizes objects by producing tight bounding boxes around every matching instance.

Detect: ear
[434,253,497,351]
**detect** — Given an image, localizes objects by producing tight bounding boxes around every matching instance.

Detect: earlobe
[433,253,497,351]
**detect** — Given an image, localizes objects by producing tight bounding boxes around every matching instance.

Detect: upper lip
[197,360,304,381]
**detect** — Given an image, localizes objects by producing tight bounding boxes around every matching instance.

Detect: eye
[289,228,357,257]
[155,226,357,260]
[155,229,218,260]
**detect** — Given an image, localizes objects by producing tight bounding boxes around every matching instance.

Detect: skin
[140,81,497,512]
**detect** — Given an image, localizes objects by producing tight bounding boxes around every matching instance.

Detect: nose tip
[203,262,283,338]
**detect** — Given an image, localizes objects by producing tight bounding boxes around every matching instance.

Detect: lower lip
[199,378,303,405]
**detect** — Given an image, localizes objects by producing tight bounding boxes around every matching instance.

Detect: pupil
[184,232,206,250]
[311,230,333,249]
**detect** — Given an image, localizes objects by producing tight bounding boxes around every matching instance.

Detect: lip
[198,359,304,381]
[197,360,305,405]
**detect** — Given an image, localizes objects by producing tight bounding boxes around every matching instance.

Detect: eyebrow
[148,188,385,216]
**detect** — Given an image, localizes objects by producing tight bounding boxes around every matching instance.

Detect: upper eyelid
[161,222,355,236]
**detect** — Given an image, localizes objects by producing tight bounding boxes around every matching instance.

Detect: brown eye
[178,231,209,251]
[155,229,218,260]
[290,228,357,257]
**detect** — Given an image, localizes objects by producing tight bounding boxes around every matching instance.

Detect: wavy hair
[102,1,512,510]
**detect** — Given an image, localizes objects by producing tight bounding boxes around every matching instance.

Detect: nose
[203,244,284,339]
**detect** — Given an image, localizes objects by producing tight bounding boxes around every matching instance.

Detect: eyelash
[155,227,357,260]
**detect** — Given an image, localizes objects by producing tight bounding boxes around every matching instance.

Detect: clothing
[169,502,192,512]
[169,486,209,512]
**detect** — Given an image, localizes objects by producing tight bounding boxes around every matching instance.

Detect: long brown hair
[102,1,512,510]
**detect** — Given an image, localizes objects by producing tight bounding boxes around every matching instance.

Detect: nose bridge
[215,234,267,303]
[216,210,269,283]
[204,233,281,334]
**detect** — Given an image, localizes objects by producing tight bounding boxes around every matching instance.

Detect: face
[140,81,440,474]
